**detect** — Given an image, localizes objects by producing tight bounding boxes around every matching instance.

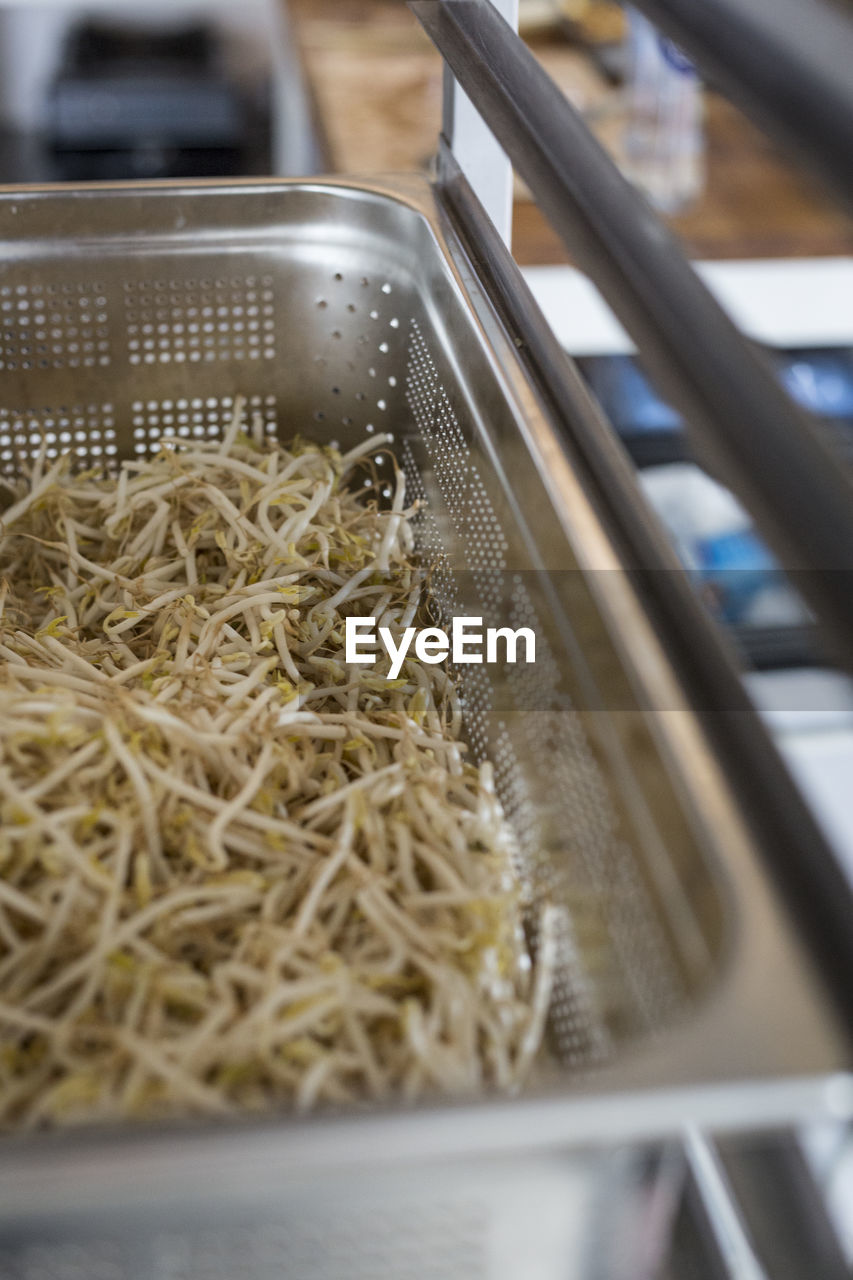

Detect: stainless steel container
[0,176,849,1278]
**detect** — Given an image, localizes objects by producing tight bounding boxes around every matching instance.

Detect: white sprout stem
[0,455,67,529]
[376,468,406,572]
[514,904,559,1083]
[102,721,164,873]
[207,740,276,867]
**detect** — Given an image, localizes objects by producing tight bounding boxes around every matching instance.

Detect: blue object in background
[695,528,779,625]
[578,347,853,449]
[581,348,850,637]
[638,462,809,631]
[775,349,853,418]
[577,353,683,436]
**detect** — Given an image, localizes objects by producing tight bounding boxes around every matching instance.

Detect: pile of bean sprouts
[0,401,554,1128]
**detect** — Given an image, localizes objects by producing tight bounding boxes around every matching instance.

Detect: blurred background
[1,0,853,1272]
[0,0,323,182]
[3,0,851,257]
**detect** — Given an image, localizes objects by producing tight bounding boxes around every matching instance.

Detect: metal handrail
[410,0,853,673]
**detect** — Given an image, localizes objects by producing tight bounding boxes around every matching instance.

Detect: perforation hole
[0,280,110,371]
[123,274,275,364]
[0,403,115,476]
[130,395,278,456]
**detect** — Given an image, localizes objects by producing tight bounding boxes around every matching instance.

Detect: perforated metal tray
[0,177,849,1276]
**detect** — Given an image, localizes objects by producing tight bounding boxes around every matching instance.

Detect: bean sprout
[0,402,552,1128]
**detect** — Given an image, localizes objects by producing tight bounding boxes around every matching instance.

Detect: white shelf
[523,258,853,354]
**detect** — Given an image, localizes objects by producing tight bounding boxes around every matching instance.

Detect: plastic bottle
[623,8,705,213]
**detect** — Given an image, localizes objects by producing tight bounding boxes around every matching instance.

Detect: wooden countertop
[289,0,853,264]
